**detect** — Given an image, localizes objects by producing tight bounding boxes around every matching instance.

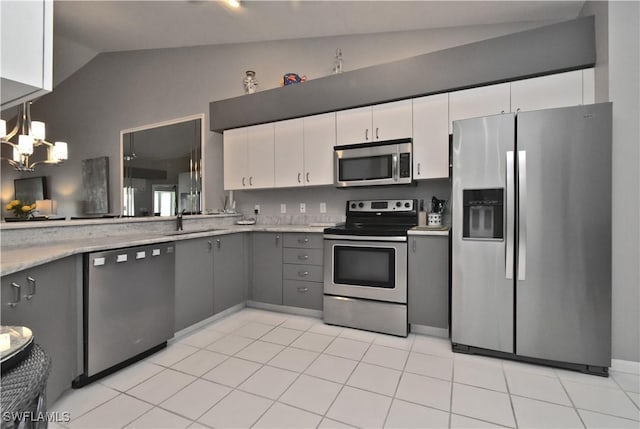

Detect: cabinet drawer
[283,280,323,310]
[283,264,323,282]
[284,233,322,249]
[283,248,323,266]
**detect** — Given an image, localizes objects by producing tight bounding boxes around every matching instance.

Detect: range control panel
[347,199,415,213]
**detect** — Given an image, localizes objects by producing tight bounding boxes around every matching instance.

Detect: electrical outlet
[254,204,260,214]
[280,204,286,214]
[300,203,306,213]
[320,202,327,213]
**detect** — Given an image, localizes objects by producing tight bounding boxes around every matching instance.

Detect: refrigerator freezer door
[452,113,515,353]
[515,103,612,367]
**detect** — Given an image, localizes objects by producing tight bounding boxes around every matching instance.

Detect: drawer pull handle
[297,287,309,293]
[298,238,309,244]
[216,239,221,249]
[26,276,36,300]
[298,271,309,277]
[8,282,21,307]
[297,254,309,260]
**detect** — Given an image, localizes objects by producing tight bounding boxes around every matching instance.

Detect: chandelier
[1,102,68,172]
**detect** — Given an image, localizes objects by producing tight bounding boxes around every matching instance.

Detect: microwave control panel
[399,153,411,178]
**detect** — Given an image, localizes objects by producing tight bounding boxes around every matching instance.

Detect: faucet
[176,209,186,231]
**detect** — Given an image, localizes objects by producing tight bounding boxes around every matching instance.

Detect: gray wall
[1,21,547,217]
[607,1,640,364]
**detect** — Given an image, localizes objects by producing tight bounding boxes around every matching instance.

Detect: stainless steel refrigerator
[451,103,612,375]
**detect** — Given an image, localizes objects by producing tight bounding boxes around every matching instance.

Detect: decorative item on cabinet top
[242,70,258,94]
[281,73,307,86]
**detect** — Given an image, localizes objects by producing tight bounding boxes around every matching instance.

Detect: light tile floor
[51,308,640,428]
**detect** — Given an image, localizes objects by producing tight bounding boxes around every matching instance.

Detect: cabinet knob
[297,287,309,293]
[306,172,310,183]
[8,282,21,307]
[298,271,309,277]
[376,127,379,140]
[208,241,213,252]
[249,176,253,186]
[298,254,309,260]
[26,276,36,300]
[417,163,421,176]
[298,237,309,244]
[242,177,246,187]
[365,128,369,141]
[216,239,221,249]
[297,173,302,183]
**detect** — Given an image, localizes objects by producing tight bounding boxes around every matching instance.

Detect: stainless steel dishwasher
[74,242,175,387]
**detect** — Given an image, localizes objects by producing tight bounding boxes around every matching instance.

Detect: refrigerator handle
[506,151,515,279]
[518,150,527,280]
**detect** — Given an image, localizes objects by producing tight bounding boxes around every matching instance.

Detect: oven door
[323,236,407,303]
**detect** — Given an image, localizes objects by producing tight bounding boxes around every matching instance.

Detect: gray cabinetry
[1,256,79,405]
[174,237,214,331]
[213,233,248,313]
[282,233,323,310]
[408,234,449,329]
[251,232,283,305]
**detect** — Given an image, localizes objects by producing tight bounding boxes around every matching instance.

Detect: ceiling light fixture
[1,102,68,172]
[225,0,240,9]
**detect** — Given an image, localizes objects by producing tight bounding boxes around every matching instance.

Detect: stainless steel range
[323,199,418,337]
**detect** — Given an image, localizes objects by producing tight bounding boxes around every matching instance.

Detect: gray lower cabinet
[174,237,215,332]
[282,233,323,310]
[251,232,283,304]
[1,256,79,405]
[408,234,449,328]
[213,233,248,313]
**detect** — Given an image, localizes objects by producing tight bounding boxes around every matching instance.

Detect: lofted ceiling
[52,0,586,85]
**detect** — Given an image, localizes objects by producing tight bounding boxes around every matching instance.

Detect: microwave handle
[392,153,398,181]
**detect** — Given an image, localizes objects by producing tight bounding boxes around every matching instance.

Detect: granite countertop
[408,226,450,236]
[0,224,326,276]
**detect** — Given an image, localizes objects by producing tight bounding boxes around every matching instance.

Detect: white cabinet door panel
[223,128,248,190]
[511,70,583,112]
[336,106,372,145]
[412,94,449,179]
[449,83,510,133]
[275,118,304,187]
[303,112,336,186]
[247,123,275,188]
[372,99,413,141]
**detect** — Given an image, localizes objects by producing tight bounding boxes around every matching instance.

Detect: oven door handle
[323,234,407,242]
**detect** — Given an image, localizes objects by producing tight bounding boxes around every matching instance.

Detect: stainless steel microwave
[334,138,413,187]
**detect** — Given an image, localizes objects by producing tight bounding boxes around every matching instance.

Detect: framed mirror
[120,114,204,217]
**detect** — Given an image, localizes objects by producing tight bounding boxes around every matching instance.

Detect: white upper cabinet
[274,118,304,187]
[223,128,248,190]
[336,106,372,146]
[336,100,412,145]
[371,100,413,141]
[412,93,449,180]
[303,112,336,186]
[448,83,511,134]
[223,123,274,190]
[510,70,583,112]
[1,0,53,109]
[246,123,275,189]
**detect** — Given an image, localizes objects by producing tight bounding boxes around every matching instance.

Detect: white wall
[1,21,547,217]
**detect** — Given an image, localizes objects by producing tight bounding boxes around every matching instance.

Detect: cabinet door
[214,233,247,313]
[247,123,275,188]
[449,83,510,133]
[336,106,372,145]
[412,94,449,179]
[511,70,583,112]
[251,232,283,305]
[274,118,304,187]
[408,235,449,328]
[1,257,78,405]
[1,0,52,109]
[174,238,214,331]
[303,112,336,186]
[372,99,413,141]
[223,128,248,190]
